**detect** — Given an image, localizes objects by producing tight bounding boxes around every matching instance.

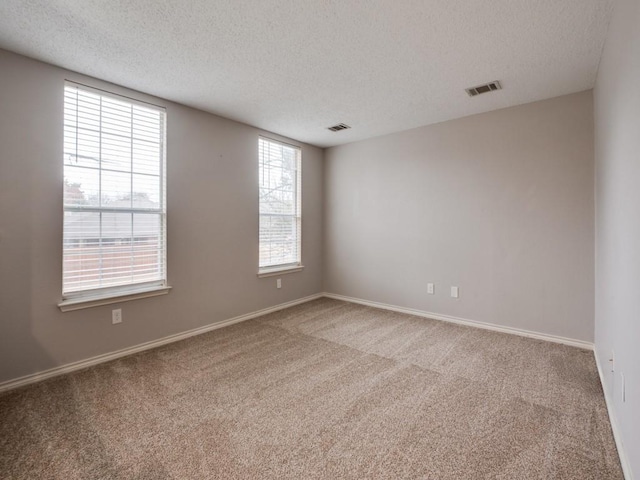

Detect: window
[62,82,167,303]
[258,137,302,275]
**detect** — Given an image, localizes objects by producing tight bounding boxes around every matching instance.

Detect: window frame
[58,81,170,311]
[257,136,304,277]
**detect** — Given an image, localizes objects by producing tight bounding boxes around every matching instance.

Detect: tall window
[62,82,167,298]
[258,137,302,273]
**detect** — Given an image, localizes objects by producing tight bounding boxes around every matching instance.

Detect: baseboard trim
[0,293,324,394]
[594,351,633,480]
[323,293,594,350]
[0,291,596,393]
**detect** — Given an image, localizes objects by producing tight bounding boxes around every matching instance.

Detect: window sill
[257,265,305,278]
[58,285,172,312]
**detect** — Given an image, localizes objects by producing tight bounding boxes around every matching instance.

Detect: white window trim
[258,136,303,275]
[58,284,171,312]
[256,264,305,278]
[61,81,169,309]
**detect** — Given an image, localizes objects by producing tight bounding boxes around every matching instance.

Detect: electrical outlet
[276,278,282,289]
[112,308,122,324]
[427,283,435,295]
[610,351,615,372]
[451,286,459,298]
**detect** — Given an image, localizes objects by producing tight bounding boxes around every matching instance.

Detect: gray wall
[324,91,595,342]
[0,49,324,384]
[594,0,640,475]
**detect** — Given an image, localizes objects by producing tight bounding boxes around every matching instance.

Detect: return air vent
[327,123,351,132]
[465,81,502,97]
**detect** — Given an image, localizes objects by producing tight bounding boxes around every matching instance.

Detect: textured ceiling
[0,0,613,147]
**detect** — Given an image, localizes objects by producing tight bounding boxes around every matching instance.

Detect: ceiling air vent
[465,81,502,97]
[327,123,351,132]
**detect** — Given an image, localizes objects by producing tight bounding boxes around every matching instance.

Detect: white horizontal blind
[259,137,302,269]
[63,82,167,296]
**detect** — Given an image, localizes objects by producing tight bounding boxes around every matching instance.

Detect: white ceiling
[0,0,613,148]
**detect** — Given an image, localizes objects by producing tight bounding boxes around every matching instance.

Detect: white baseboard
[3,291,625,475]
[595,351,634,480]
[0,291,595,393]
[0,293,324,394]
[323,292,594,350]
[325,293,631,476]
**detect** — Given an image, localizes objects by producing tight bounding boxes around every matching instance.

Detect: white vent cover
[466,81,502,97]
[327,123,351,132]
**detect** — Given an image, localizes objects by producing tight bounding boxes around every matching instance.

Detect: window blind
[258,137,302,269]
[62,82,167,296]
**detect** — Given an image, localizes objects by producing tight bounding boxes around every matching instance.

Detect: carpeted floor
[0,298,623,479]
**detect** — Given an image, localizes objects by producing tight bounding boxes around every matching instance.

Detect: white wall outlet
[610,351,615,372]
[621,373,625,402]
[451,286,459,298]
[276,278,282,289]
[112,308,122,324]
[427,283,435,294]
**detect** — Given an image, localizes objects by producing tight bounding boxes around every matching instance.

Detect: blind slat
[63,82,167,296]
[258,138,302,269]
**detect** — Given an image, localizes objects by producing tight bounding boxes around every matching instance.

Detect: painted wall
[0,49,324,384]
[324,91,595,342]
[594,0,640,476]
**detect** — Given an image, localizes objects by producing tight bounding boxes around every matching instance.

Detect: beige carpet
[0,298,623,479]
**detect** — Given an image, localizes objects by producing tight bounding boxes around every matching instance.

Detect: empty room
[0,0,637,479]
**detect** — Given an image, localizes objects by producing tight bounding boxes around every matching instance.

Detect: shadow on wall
[0,241,54,386]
